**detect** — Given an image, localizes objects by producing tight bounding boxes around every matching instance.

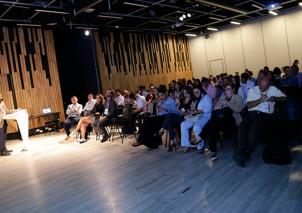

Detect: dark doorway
[53,29,101,110]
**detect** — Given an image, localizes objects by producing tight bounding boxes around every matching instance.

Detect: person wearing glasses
[209,82,244,161]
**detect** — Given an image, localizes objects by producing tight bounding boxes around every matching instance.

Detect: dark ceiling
[0,0,301,34]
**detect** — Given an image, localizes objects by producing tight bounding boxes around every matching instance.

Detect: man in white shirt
[238,72,255,105]
[83,93,96,116]
[63,96,83,140]
[234,77,286,167]
[114,89,125,106]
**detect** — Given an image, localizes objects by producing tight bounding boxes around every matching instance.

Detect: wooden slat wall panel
[95,32,193,92]
[0,27,64,133]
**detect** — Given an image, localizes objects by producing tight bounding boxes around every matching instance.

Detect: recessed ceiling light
[185,33,197,37]
[268,10,278,16]
[207,27,218,31]
[179,16,184,21]
[182,14,187,19]
[187,13,192,18]
[230,21,241,25]
[299,2,302,7]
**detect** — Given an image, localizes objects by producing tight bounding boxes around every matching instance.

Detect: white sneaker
[78,139,87,144]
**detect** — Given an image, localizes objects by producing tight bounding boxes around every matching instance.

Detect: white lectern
[3,109,29,151]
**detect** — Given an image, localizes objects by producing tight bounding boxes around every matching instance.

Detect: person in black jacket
[96,89,118,142]
[71,94,105,143]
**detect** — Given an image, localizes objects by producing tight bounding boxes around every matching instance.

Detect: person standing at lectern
[0,94,16,156]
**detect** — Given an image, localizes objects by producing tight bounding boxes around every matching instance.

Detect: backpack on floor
[262,144,292,165]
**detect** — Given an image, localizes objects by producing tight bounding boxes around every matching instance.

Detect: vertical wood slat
[0,27,64,133]
[95,32,193,92]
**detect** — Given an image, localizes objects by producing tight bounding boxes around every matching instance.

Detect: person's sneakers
[101,134,110,142]
[0,150,11,156]
[197,140,205,154]
[78,139,87,144]
[211,152,218,161]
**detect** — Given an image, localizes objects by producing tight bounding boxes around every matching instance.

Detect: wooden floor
[0,132,302,213]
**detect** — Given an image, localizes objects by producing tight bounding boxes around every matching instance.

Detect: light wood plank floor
[0,132,302,213]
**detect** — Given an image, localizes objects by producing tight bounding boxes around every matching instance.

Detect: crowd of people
[1,60,301,168]
[58,59,302,167]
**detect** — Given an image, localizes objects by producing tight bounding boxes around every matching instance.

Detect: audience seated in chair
[233,76,286,167]
[129,92,146,132]
[133,85,178,149]
[209,82,244,161]
[94,89,118,142]
[63,96,83,140]
[238,72,255,105]
[114,89,125,107]
[180,87,212,153]
[158,86,193,152]
[82,93,96,116]
[71,94,104,143]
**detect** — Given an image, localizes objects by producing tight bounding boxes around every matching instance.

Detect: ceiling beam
[76,0,103,16]
[178,0,297,34]
[195,0,247,14]
[0,0,20,19]
[0,0,61,9]
[27,0,58,21]
[105,0,166,26]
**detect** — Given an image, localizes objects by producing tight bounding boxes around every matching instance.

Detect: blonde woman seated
[70,94,104,143]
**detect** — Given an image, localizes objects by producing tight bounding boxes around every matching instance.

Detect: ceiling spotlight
[268,10,278,16]
[182,14,187,19]
[84,30,90,36]
[179,16,184,21]
[230,21,241,25]
[299,2,302,7]
[267,2,282,10]
[207,27,218,31]
[185,33,197,37]
[187,13,192,18]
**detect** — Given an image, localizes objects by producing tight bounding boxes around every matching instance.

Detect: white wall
[189,8,302,78]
